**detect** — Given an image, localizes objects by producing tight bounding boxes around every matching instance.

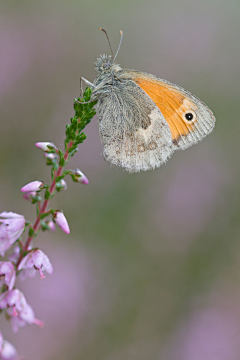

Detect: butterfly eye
[103,62,111,69]
[183,110,197,123]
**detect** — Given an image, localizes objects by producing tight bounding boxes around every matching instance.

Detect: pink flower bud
[44,152,57,161]
[22,191,37,201]
[21,180,44,192]
[56,179,67,191]
[35,142,56,152]
[54,211,70,234]
[74,169,89,184]
[46,220,55,232]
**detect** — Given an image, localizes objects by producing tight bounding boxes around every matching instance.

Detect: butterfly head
[94,54,121,74]
[95,29,123,74]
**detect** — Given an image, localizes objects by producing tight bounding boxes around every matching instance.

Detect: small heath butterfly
[80,29,216,173]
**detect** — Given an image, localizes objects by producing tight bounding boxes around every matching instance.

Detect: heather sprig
[0,87,97,359]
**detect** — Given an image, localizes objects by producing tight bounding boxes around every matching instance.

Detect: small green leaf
[31,195,41,204]
[55,175,65,182]
[40,212,50,220]
[40,221,51,231]
[29,227,34,237]
[62,170,72,176]
[68,145,77,153]
[52,162,58,171]
[51,167,55,181]
[45,189,51,200]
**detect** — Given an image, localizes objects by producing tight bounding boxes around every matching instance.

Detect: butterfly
[80,29,216,173]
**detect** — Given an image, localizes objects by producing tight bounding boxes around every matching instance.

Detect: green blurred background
[1,0,240,359]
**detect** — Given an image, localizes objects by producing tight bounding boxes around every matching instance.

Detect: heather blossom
[72,169,89,184]
[7,301,43,333]
[0,88,96,356]
[0,262,16,291]
[22,191,37,201]
[0,289,43,333]
[0,212,25,243]
[45,220,56,232]
[35,141,57,152]
[20,180,44,193]
[0,332,18,360]
[0,212,25,256]
[54,210,70,234]
[0,224,12,257]
[18,249,53,279]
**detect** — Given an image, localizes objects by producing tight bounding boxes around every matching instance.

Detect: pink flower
[8,303,43,333]
[0,212,25,255]
[74,169,89,184]
[46,220,55,232]
[21,180,44,192]
[35,142,56,152]
[8,246,20,263]
[22,191,37,201]
[44,152,57,161]
[0,262,16,290]
[0,225,12,257]
[54,211,70,234]
[56,179,67,191]
[0,289,43,333]
[0,332,18,360]
[18,249,53,279]
[0,289,22,311]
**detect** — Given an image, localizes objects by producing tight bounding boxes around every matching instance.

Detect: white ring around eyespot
[182,110,197,124]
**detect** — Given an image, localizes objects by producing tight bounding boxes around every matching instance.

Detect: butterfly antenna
[113,30,123,61]
[100,28,114,59]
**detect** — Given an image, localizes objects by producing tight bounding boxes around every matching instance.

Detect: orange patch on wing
[134,77,197,142]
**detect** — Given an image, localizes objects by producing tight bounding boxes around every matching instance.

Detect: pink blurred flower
[8,246,20,264]
[18,249,53,279]
[0,212,25,255]
[0,289,22,311]
[44,152,57,161]
[0,225,12,257]
[21,180,44,192]
[35,142,56,152]
[45,220,55,232]
[22,191,37,201]
[0,332,3,351]
[0,289,43,333]
[7,303,43,333]
[0,332,18,360]
[0,262,16,290]
[54,211,70,234]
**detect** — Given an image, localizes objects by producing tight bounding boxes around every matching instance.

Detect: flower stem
[16,140,74,267]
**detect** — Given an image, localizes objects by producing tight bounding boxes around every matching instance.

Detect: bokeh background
[1,0,240,359]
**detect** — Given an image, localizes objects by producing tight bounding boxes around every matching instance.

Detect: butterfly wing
[123,70,216,151]
[96,79,174,172]
[95,69,215,172]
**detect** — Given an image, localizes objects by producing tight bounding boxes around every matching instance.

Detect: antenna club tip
[120,30,123,35]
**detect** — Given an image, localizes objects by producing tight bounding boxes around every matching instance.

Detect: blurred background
[1,0,240,359]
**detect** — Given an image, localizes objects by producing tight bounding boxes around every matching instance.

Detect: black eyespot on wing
[185,112,194,121]
[183,110,197,123]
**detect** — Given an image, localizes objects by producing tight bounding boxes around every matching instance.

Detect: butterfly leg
[80,77,96,98]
